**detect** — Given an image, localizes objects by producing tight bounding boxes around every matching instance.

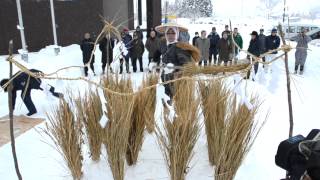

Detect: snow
[1,18,320,180]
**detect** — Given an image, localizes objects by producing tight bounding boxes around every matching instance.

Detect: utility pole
[50,0,60,55]
[8,40,23,180]
[15,0,28,62]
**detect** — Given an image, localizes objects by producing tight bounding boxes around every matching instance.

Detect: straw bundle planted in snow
[75,89,103,162]
[102,75,134,180]
[198,79,230,166]
[215,96,261,180]
[156,79,201,180]
[44,98,83,180]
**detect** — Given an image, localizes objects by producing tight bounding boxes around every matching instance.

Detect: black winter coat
[80,38,95,63]
[192,36,199,46]
[207,32,220,53]
[265,35,280,54]
[161,43,192,67]
[99,37,114,62]
[131,38,144,59]
[11,69,43,109]
[258,34,267,53]
[248,38,260,57]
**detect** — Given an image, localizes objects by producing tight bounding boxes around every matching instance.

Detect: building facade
[0,0,161,55]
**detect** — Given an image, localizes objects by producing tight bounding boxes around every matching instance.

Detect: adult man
[217,31,232,66]
[258,29,267,69]
[293,28,312,74]
[131,32,145,72]
[222,25,231,37]
[120,28,133,74]
[192,32,200,46]
[80,33,95,76]
[0,69,62,116]
[247,31,260,80]
[195,30,210,66]
[99,34,115,74]
[145,30,161,66]
[135,26,144,40]
[207,27,220,65]
[155,23,200,103]
[265,28,281,72]
[233,28,243,63]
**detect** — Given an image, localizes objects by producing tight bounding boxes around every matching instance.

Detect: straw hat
[155,23,188,33]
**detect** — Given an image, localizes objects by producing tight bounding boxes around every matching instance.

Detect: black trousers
[246,62,259,79]
[209,49,218,64]
[199,59,208,66]
[131,56,143,72]
[120,55,130,73]
[22,89,37,114]
[21,85,61,114]
[83,57,95,76]
[161,73,175,100]
[102,52,113,73]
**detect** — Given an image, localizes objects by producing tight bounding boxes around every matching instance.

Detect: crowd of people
[80,24,312,78]
[1,23,313,116]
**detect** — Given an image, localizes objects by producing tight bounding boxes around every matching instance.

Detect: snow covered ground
[0,19,320,180]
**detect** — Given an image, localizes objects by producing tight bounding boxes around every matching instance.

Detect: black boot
[294,65,299,74]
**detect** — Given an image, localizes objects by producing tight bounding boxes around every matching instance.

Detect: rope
[1,22,296,97]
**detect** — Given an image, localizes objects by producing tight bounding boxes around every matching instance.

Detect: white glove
[164,63,175,74]
[148,62,157,71]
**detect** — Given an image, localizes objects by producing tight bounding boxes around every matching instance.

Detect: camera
[275,129,320,180]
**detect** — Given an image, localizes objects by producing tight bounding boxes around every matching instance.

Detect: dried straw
[43,98,83,180]
[215,96,261,180]
[182,62,251,76]
[155,79,201,180]
[143,74,158,133]
[75,89,103,162]
[102,75,134,180]
[198,79,230,165]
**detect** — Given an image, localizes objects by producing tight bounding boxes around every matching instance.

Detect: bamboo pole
[7,40,23,180]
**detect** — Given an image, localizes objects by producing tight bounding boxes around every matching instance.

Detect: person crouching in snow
[154,23,200,104]
[293,28,312,75]
[80,33,96,76]
[0,69,63,116]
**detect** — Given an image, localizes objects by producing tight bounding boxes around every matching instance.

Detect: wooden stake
[7,40,23,180]
[277,25,294,138]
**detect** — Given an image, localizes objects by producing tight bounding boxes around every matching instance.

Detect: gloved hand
[164,63,175,75]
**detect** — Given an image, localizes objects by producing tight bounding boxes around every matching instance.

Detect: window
[288,26,295,33]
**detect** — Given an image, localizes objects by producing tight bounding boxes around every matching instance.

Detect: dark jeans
[198,59,208,66]
[209,49,218,64]
[246,62,259,79]
[132,56,143,72]
[120,55,130,73]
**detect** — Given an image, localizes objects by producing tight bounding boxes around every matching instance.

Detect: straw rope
[1,21,295,97]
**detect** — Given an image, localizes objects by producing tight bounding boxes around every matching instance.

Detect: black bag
[275,135,305,171]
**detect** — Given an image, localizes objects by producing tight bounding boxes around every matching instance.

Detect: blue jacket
[122,34,133,51]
